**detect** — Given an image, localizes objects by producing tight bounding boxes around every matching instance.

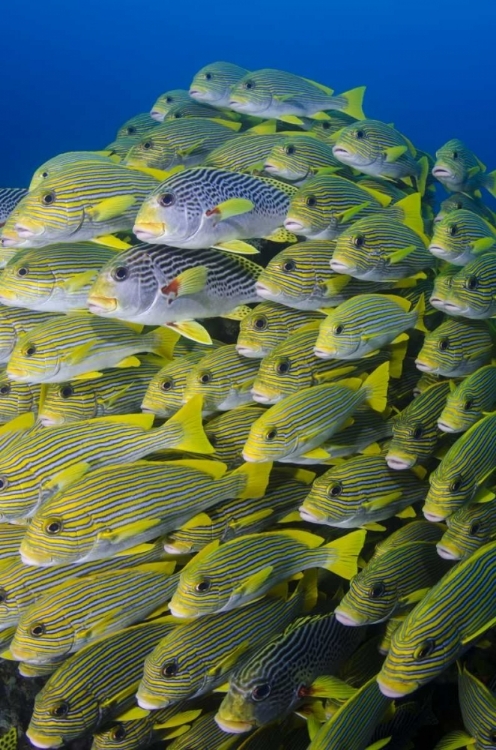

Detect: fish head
[314,311,362,360]
[150,89,191,120]
[429,267,458,311]
[125,135,177,172]
[133,173,204,246]
[430,209,491,264]
[138,639,208,709]
[168,569,225,619]
[415,319,491,378]
[37,381,97,425]
[332,119,391,169]
[0,249,57,309]
[88,248,157,321]
[2,181,75,248]
[242,412,297,463]
[299,465,364,526]
[27,685,97,749]
[7,328,60,383]
[284,177,339,239]
[438,386,482,434]
[236,303,281,359]
[432,139,473,185]
[423,465,476,522]
[228,72,274,115]
[190,62,248,106]
[0,564,25,628]
[0,377,36,424]
[11,606,75,663]
[387,417,438,468]
[0,452,39,524]
[444,257,496,319]
[439,504,493,561]
[335,566,399,626]
[251,350,304,403]
[141,362,187,418]
[257,245,334,307]
[264,140,314,182]
[116,113,157,141]
[19,505,96,567]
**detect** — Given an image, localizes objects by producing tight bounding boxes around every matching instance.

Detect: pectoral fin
[384,145,408,163]
[205,198,254,222]
[161,266,208,298]
[87,196,136,222]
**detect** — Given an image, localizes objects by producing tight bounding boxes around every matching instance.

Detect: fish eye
[306,195,317,207]
[438,338,450,351]
[285,144,296,156]
[322,122,331,130]
[353,234,365,248]
[59,385,74,399]
[51,701,70,717]
[41,191,56,206]
[127,126,136,135]
[0,385,10,395]
[450,477,463,492]
[469,522,481,536]
[265,428,278,441]
[25,345,37,357]
[172,113,183,119]
[17,267,29,277]
[198,372,211,385]
[276,359,291,375]
[465,275,478,291]
[0,477,9,491]
[464,399,474,411]
[244,80,255,90]
[369,582,386,599]
[355,129,365,139]
[253,316,267,330]
[112,266,129,282]
[490,732,496,744]
[452,151,458,159]
[195,578,211,592]
[448,224,458,236]
[41,171,49,178]
[0,588,8,603]
[334,324,344,335]
[251,683,271,701]
[160,378,174,391]
[414,639,436,660]
[165,96,173,103]
[161,660,179,677]
[45,518,63,535]
[207,433,218,447]
[142,140,153,150]
[412,425,424,440]
[328,482,342,497]
[282,260,296,272]
[205,72,212,80]
[111,725,127,741]
[30,622,46,637]
[159,192,175,207]
[455,202,463,209]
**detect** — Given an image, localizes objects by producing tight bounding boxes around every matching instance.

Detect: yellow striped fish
[203,404,267,468]
[28,151,122,191]
[189,62,250,107]
[204,134,285,173]
[429,209,496,266]
[438,365,496,434]
[115,113,160,139]
[374,520,445,558]
[0,306,60,364]
[91,705,203,750]
[150,89,193,120]
[430,253,496,319]
[0,369,40,423]
[141,349,215,418]
[236,303,324,358]
[415,318,493,378]
[166,710,239,750]
[437,499,496,561]
[20,459,268,565]
[6,313,178,383]
[264,135,351,182]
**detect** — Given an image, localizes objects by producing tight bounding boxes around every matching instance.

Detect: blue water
[2,0,495,188]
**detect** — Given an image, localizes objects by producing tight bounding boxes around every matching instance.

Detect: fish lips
[283,218,306,233]
[436,542,461,560]
[214,714,254,734]
[432,166,453,179]
[376,676,414,699]
[414,359,434,373]
[251,389,278,404]
[150,110,165,121]
[133,222,166,241]
[86,295,118,314]
[298,506,327,524]
[313,347,334,360]
[330,259,353,274]
[136,692,169,710]
[26,730,64,749]
[422,507,447,522]
[334,608,363,626]
[428,244,451,259]
[437,420,459,434]
[254,281,278,299]
[386,454,415,470]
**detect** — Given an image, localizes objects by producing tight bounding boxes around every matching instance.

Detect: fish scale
[0,188,28,225]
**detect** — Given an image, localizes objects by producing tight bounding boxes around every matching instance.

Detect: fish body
[0,369,40,422]
[216,613,364,732]
[308,111,359,140]
[116,113,159,140]
[377,540,496,698]
[236,302,324,358]
[38,358,164,425]
[432,139,496,196]
[415,318,493,377]
[437,499,496,560]
[133,167,297,248]
[438,365,496,433]
[435,192,496,225]
[456,665,496,750]
[26,618,179,748]
[28,152,122,192]
[87,244,262,330]
[104,136,142,158]
[91,704,202,750]
[0,306,60,363]
[386,381,451,469]
[202,404,268,468]
[334,541,451,626]
[20,459,267,565]
[373,520,445,557]
[430,254,496,319]
[0,243,116,312]
[0,522,25,560]
[1,161,159,249]
[423,413,496,521]
[168,528,366,618]
[6,313,178,383]
[227,69,365,120]
[150,89,195,120]
[428,209,496,265]
[243,362,389,462]
[141,349,214,418]
[204,134,285,172]
[10,563,178,663]
[0,188,28,226]
[0,401,211,523]
[163,100,238,121]
[190,62,250,107]
[264,136,350,182]
[299,455,427,529]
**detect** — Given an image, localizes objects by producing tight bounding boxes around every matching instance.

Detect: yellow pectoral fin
[61,270,97,292]
[233,566,274,598]
[98,518,161,544]
[87,196,136,222]
[206,640,251,677]
[388,245,418,264]
[161,266,208,298]
[206,198,254,222]
[165,320,212,345]
[337,201,370,224]
[67,341,95,364]
[115,355,141,369]
[310,675,356,699]
[45,461,92,491]
[213,240,259,255]
[362,491,403,510]
[92,234,132,250]
[384,145,408,163]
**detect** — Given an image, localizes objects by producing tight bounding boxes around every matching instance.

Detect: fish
[87,243,262,343]
[141,348,216,418]
[0,188,28,226]
[189,62,251,107]
[164,467,315,554]
[438,365,496,434]
[428,208,496,265]
[1,160,160,250]
[163,100,239,121]
[0,368,40,423]
[6,312,178,383]
[26,617,180,748]
[215,612,364,732]
[432,139,496,196]
[91,705,203,750]
[242,362,389,462]
[0,306,60,363]
[0,412,38,454]
[430,253,496,319]
[377,540,496,698]
[202,404,268,468]
[373,519,446,556]
[254,241,388,311]
[227,68,366,120]
[150,89,194,120]
[20,459,268,565]
[104,136,143,158]
[264,136,351,182]
[308,112,359,139]
[0,522,26,560]
[437,498,496,561]
[386,381,452,469]
[332,119,428,192]
[182,344,261,415]
[422,413,496,522]
[330,214,433,281]
[0,400,211,524]
[166,711,240,750]
[0,537,170,630]
[437,664,496,750]
[314,294,426,360]
[435,192,496,225]
[236,302,324,358]
[0,242,116,312]
[168,528,366,618]
[137,578,309,709]
[334,541,451,626]
[116,113,160,140]
[299,455,427,529]
[28,151,122,191]
[37,357,164,425]
[9,562,178,664]
[204,134,285,173]
[415,318,493,378]
[124,119,240,171]
[133,167,298,250]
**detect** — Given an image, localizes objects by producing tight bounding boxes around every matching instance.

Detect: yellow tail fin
[392,193,424,236]
[149,327,180,360]
[228,460,272,500]
[414,293,428,333]
[339,86,366,119]
[320,529,367,579]
[363,362,390,413]
[162,395,214,454]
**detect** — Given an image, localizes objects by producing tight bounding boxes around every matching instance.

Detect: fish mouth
[332,146,351,157]
[437,420,457,433]
[0,235,23,247]
[423,508,446,522]
[298,506,326,523]
[334,609,362,626]
[37,416,61,427]
[6,367,30,382]
[235,345,259,358]
[214,715,254,734]
[162,540,191,555]
[14,223,41,239]
[0,289,17,303]
[241,450,265,463]
[313,347,334,359]
[254,281,277,298]
[386,454,414,470]
[136,693,168,710]
[376,677,412,699]
[283,218,306,233]
[133,222,166,241]
[168,600,194,618]
[414,359,433,373]
[87,295,118,313]
[251,389,277,404]
[443,302,466,314]
[228,99,248,111]
[428,296,447,309]
[436,543,460,560]
[330,260,352,273]
[428,245,449,258]
[19,546,53,566]
[26,731,63,749]
[150,110,165,121]
[263,162,279,174]
[432,167,453,178]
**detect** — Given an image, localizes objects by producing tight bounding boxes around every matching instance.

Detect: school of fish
[0,60,495,750]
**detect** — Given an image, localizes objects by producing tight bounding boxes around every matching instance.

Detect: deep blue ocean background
[2,0,496,189]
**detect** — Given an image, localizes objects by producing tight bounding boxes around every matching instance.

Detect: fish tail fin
[389,338,408,379]
[296,568,319,613]
[320,529,367,579]
[414,293,429,333]
[392,193,424,235]
[485,169,496,198]
[149,327,181,360]
[159,394,214,454]
[416,156,429,197]
[338,86,366,119]
[226,460,272,500]
[363,362,390,412]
